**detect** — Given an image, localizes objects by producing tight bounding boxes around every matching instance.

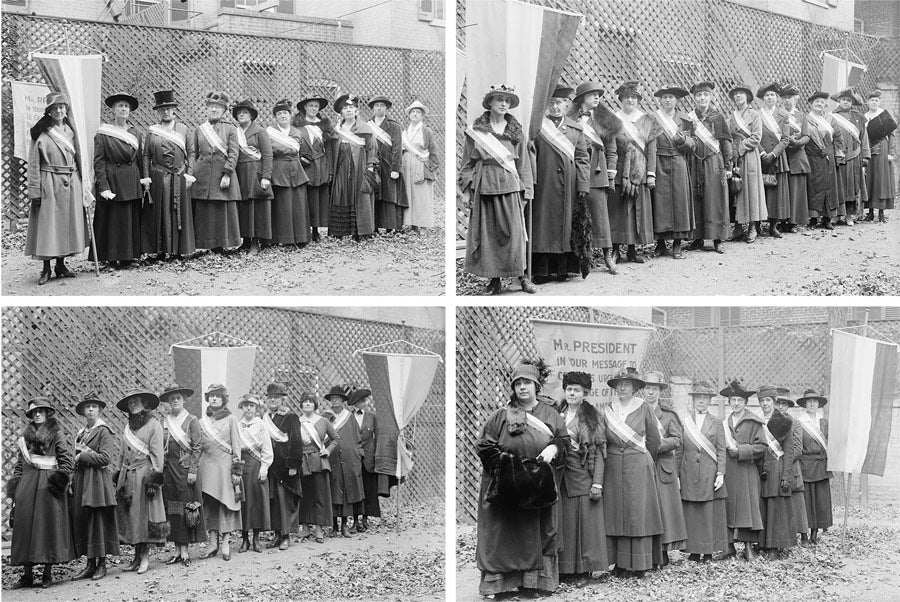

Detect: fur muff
[147,520,171,540]
[472,112,524,145]
[5,476,19,499]
[478,443,501,472]
[47,469,69,498]
[23,417,60,455]
[293,114,334,138]
[570,194,593,278]
[485,451,520,507]
[518,459,558,510]
[143,470,164,498]
[768,410,793,443]
[231,459,246,477]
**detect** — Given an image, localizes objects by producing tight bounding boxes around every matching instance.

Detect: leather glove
[100,190,116,200]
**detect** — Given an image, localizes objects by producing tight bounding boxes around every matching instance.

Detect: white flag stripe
[200,347,229,414]
[828,331,876,473]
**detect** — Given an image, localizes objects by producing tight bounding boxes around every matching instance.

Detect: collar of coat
[23,417,60,452]
[729,409,765,426]
[473,112,524,145]
[587,102,623,140]
[293,114,334,136]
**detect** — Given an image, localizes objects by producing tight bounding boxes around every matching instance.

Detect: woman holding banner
[461,84,535,295]
[401,100,439,231]
[797,389,832,544]
[298,393,338,543]
[329,94,378,241]
[25,91,89,285]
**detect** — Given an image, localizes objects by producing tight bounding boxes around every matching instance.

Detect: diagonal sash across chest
[732,110,752,137]
[200,415,232,454]
[149,124,186,154]
[335,127,366,148]
[539,117,576,161]
[267,126,301,153]
[465,127,518,175]
[655,110,681,140]
[300,416,326,452]
[760,109,782,139]
[199,121,228,156]
[124,426,151,457]
[761,422,784,459]
[17,436,59,470]
[236,126,262,160]
[799,416,827,450]
[604,405,652,458]
[579,119,603,147]
[98,123,139,150]
[367,120,393,146]
[525,412,553,438]
[165,412,191,450]
[47,127,77,157]
[616,110,647,151]
[564,414,580,451]
[303,124,323,145]
[681,412,717,461]
[806,112,834,138]
[332,410,352,432]
[724,415,738,449]
[238,421,263,461]
[402,129,430,161]
[786,111,803,134]
[688,111,720,153]
[830,112,860,142]
[264,413,289,443]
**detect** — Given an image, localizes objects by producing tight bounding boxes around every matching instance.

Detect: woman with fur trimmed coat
[461,85,535,295]
[557,371,608,581]
[7,397,76,589]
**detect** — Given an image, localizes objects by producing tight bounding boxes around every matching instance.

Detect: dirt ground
[457,214,900,296]
[455,503,900,601]
[2,500,444,602]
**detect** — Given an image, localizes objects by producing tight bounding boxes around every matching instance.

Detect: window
[851,307,900,322]
[692,307,712,328]
[651,308,667,326]
[716,307,741,327]
[4,0,28,7]
[172,0,189,22]
[690,307,740,327]
[418,0,445,26]
[223,0,293,14]
[125,0,159,17]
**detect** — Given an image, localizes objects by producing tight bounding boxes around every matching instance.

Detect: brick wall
[300,0,444,51]
[660,306,829,327]
[729,0,856,31]
[208,9,353,42]
[856,0,900,36]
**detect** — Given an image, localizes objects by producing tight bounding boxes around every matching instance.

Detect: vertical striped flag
[171,344,258,417]
[361,352,440,478]
[464,0,582,140]
[827,330,897,476]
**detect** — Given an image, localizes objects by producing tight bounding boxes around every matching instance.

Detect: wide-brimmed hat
[510,363,542,387]
[44,91,69,113]
[654,84,689,98]
[205,91,230,108]
[238,393,261,407]
[615,81,642,100]
[348,388,371,406]
[232,99,259,121]
[719,379,755,399]
[807,91,829,103]
[640,371,669,390]
[756,82,781,99]
[779,83,801,97]
[297,96,328,113]
[607,367,645,389]
[75,391,107,416]
[324,385,349,401]
[689,379,718,397]
[266,382,288,397]
[728,85,754,100]
[116,387,160,412]
[868,89,882,99]
[367,95,392,109]
[334,94,361,113]
[406,100,428,116]
[562,371,592,390]
[25,396,55,418]
[830,88,863,106]
[105,92,139,111]
[272,98,293,115]
[152,90,178,109]
[775,397,796,407]
[204,383,228,400]
[797,388,828,407]
[482,84,520,110]
[756,385,790,400]
[573,81,604,103]
[690,81,715,95]
[550,87,575,100]
[159,383,194,403]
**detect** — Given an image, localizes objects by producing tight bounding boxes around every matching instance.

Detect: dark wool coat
[679,413,727,501]
[141,122,196,255]
[269,411,303,496]
[834,108,871,204]
[780,109,812,174]
[371,116,405,206]
[655,404,683,485]
[865,109,896,207]
[72,421,120,557]
[689,107,732,240]
[329,412,365,505]
[235,121,274,200]
[269,125,310,188]
[296,116,334,187]
[648,111,695,235]
[800,417,830,482]
[760,413,798,498]
[115,415,168,545]
[356,410,378,473]
[805,113,844,214]
[299,415,339,474]
[723,412,766,530]
[190,120,242,200]
[94,125,145,201]
[329,120,378,236]
[759,109,792,220]
[162,412,207,544]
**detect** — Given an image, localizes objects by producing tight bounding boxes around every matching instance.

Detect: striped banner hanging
[171,344,258,417]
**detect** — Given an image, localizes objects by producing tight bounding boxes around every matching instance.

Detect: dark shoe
[91,559,107,581]
[12,571,34,589]
[341,524,352,538]
[38,267,52,285]
[688,553,701,562]
[356,519,365,534]
[278,537,289,550]
[626,245,644,263]
[672,241,685,259]
[71,559,96,580]
[865,211,875,222]
[238,539,250,553]
[878,213,887,223]
[123,553,141,572]
[603,248,617,274]
[744,545,756,561]
[822,219,834,230]
[202,548,219,559]
[720,544,737,559]
[252,533,262,553]
[519,276,536,294]
[746,228,757,243]
[810,529,819,545]
[800,534,809,547]
[714,239,724,254]
[688,239,704,250]
[481,278,502,296]
[54,266,75,278]
[41,565,53,588]
[771,223,783,238]
[361,515,369,531]
[165,555,183,565]
[654,240,668,257]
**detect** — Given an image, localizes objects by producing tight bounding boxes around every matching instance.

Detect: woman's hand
[714,473,724,490]
[537,444,558,464]
[184,174,196,188]
[726,446,738,458]
[646,176,656,189]
[100,189,116,200]
[220,175,231,189]
[186,472,197,485]
[258,472,267,483]
[140,177,152,189]
[260,178,270,190]
[288,468,298,476]
[319,449,330,458]
[231,474,241,485]
[589,484,603,500]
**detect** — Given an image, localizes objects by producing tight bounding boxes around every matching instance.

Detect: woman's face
[235,108,252,125]
[128,397,145,414]
[513,378,536,402]
[301,399,316,414]
[775,400,791,414]
[48,104,67,122]
[582,91,601,110]
[304,101,321,117]
[267,395,283,412]
[82,403,101,423]
[693,394,712,413]
[732,91,748,108]
[372,102,388,117]
[763,91,778,108]
[275,110,291,128]
[546,97,567,118]
[489,95,512,115]
[694,90,711,109]
[167,393,184,414]
[341,105,358,121]
[868,96,880,111]
[616,379,635,400]
[207,394,224,409]
[156,106,175,123]
[113,100,131,120]
[565,384,586,405]
[643,384,661,404]
[759,395,775,415]
[409,108,424,123]
[782,95,797,111]
[329,396,345,413]
[206,103,225,121]
[805,399,820,413]
[240,403,256,420]
[32,409,47,424]
[658,94,677,111]
[620,95,638,111]
[811,98,826,113]
[838,97,852,110]
[729,395,746,412]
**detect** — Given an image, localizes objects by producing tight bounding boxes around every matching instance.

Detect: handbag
[729,176,743,195]
[763,173,778,188]
[184,501,202,529]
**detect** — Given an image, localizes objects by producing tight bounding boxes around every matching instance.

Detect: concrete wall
[856,0,900,36]
[300,0,444,51]
[729,0,855,31]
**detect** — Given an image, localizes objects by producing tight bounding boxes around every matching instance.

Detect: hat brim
[607,376,647,389]
[642,381,669,390]
[116,392,160,412]
[406,104,428,115]
[105,94,139,111]
[160,387,194,402]
[721,389,756,399]
[350,389,372,404]
[797,396,828,407]
[324,393,349,402]
[573,86,604,103]
[232,106,258,121]
[367,98,393,109]
[153,102,179,110]
[654,88,689,98]
[689,390,716,397]
[76,399,107,415]
[482,91,520,110]
[204,388,228,399]
[728,88,754,100]
[238,398,260,407]
[25,403,55,418]
[297,98,328,112]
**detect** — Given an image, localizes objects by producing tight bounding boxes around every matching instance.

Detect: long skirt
[192,199,241,249]
[376,200,404,230]
[11,465,76,565]
[270,480,300,534]
[804,479,833,529]
[608,185,653,245]
[681,499,728,554]
[558,479,608,574]
[807,156,839,218]
[691,155,730,241]
[333,499,364,518]
[117,462,168,546]
[238,199,273,239]
[787,173,810,225]
[656,477,687,550]
[24,173,88,260]
[91,197,142,261]
[361,467,381,517]
[163,447,207,545]
[402,172,435,228]
[481,556,559,596]
[308,183,331,229]
[142,170,196,256]
[734,149,768,224]
[866,146,895,209]
[607,535,655,571]
[724,458,763,543]
[791,489,809,534]
[837,156,866,215]
[760,495,795,549]
[71,471,119,558]
[268,184,310,244]
[464,190,527,279]
[764,171,791,221]
[587,187,612,248]
[241,451,271,531]
[202,492,241,533]
[299,471,332,525]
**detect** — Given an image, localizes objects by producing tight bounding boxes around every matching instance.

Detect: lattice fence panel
[1,306,445,540]
[455,0,891,240]
[1,13,445,228]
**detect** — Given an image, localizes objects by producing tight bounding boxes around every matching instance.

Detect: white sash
[761,423,784,459]
[17,436,58,470]
[335,127,366,148]
[149,124,186,153]
[579,120,603,146]
[465,126,519,175]
[267,126,301,153]
[655,109,681,139]
[688,111,720,153]
[47,126,77,156]
[200,414,232,454]
[604,405,652,458]
[332,409,352,432]
[124,426,151,457]
[732,110,752,136]
[799,416,827,450]
[367,120,393,146]
[236,126,262,160]
[525,412,553,438]
[830,112,860,142]
[538,117,576,161]
[165,411,191,450]
[303,124,323,144]
[238,421,262,461]
[263,413,289,443]
[564,414,580,451]
[402,130,430,161]
[680,413,717,461]
[616,110,647,151]
[723,416,738,449]
[300,416,326,452]
[806,112,834,138]
[760,109,782,139]
[98,123,139,150]
[786,111,803,134]
[199,121,228,155]
[656,415,666,439]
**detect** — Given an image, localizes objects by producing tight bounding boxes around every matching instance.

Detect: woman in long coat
[115,388,168,574]
[557,371,608,582]
[160,383,206,566]
[602,368,663,575]
[7,397,75,588]
[778,84,811,231]
[329,94,378,240]
[611,82,656,263]
[402,100,440,230]
[461,85,535,295]
[293,96,333,241]
[326,385,365,537]
[198,384,243,560]
[236,394,272,553]
[25,91,88,284]
[679,381,727,562]
[776,396,809,543]
[757,83,791,236]
[476,361,569,597]
[70,393,119,581]
[831,89,870,225]
[266,99,311,246]
[756,387,796,556]
[864,90,896,222]
[91,92,144,269]
[367,95,405,231]
[264,382,304,550]
[233,99,273,255]
[805,91,845,229]
[720,381,766,561]
[797,389,832,544]
[727,85,767,242]
[298,393,338,543]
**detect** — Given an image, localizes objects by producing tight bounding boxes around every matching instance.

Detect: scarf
[472,112,524,145]
[127,410,153,432]
[562,401,606,468]
[206,405,232,421]
[23,417,59,454]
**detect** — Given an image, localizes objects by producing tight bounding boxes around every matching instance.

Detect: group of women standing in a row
[475,363,833,598]
[25,89,439,284]
[6,381,384,589]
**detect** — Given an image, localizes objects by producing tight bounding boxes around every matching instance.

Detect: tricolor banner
[171,344,258,416]
[821,52,867,110]
[531,319,654,401]
[827,330,897,476]
[362,351,440,478]
[464,0,581,140]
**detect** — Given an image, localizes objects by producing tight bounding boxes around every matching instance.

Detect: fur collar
[590,102,623,140]
[206,405,232,421]
[293,114,334,136]
[128,410,154,432]
[23,417,59,453]
[473,112,524,145]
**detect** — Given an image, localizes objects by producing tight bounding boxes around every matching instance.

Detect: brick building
[655,306,900,327]
[731,0,855,31]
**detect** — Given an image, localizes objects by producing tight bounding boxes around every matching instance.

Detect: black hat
[324,385,349,402]
[105,92,139,111]
[775,397,796,407]
[615,81,642,100]
[116,387,160,412]
[868,89,882,99]
[152,90,178,109]
[830,88,863,106]
[779,83,801,97]
[266,382,288,397]
[655,85,689,99]
[797,388,828,407]
[807,91,830,103]
[719,379,755,399]
[297,96,328,113]
[550,87,574,100]
[334,94,361,113]
[756,82,781,100]
[348,388,371,406]
[757,385,790,400]
[767,409,793,443]
[272,98,293,115]
[232,99,258,121]
[204,383,229,401]
[160,383,194,403]
[728,85,754,101]
[573,81,604,103]
[205,91,230,108]
[367,95,392,109]
[607,367,645,389]
[239,393,261,407]
[562,371,592,390]
[690,81,715,95]
[76,391,106,416]
[25,396,55,418]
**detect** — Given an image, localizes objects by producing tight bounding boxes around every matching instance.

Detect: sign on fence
[11,80,51,160]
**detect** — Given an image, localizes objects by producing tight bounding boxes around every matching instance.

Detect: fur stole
[293,114,334,137]
[570,194,592,275]
[206,405,232,421]
[23,417,60,454]
[506,397,528,436]
[128,410,154,432]
[472,112,524,145]
[591,102,623,141]
[562,402,606,467]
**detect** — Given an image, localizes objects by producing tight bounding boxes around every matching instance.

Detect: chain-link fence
[455,0,898,240]
[1,306,445,540]
[2,13,445,229]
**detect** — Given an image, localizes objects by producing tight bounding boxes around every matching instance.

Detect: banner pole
[527,199,533,281]
[396,477,402,535]
[841,472,850,547]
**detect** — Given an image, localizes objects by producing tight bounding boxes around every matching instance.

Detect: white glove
[100,189,116,200]
[537,444,558,464]
[140,177,152,188]
[390,171,400,179]
[260,178,270,190]
[714,473,724,491]
[184,173,196,186]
